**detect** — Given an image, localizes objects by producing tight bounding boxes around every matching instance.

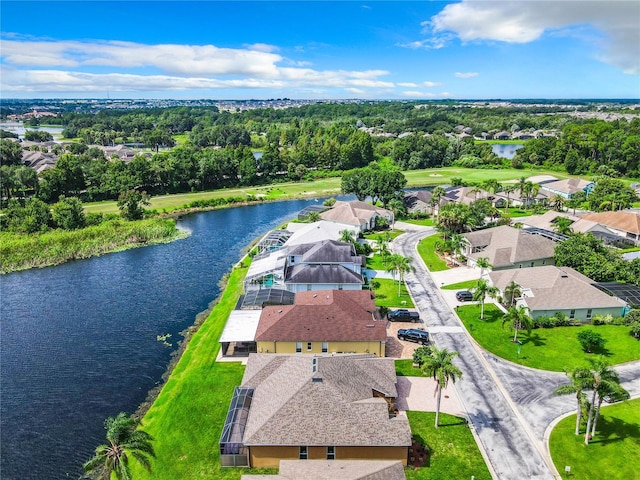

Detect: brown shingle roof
[320,201,392,227]
[240,354,411,447]
[464,225,556,268]
[580,211,640,235]
[241,459,406,480]
[255,290,384,342]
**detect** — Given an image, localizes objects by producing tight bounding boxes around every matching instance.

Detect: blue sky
[1,1,639,99]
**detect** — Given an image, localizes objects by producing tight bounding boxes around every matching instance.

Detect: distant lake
[0,122,65,139]
[491,143,523,159]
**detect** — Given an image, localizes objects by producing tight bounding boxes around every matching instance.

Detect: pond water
[0,122,65,139]
[0,198,333,479]
[491,143,523,159]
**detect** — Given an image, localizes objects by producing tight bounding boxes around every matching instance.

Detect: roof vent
[278,309,283,313]
[312,377,323,383]
[366,324,375,328]
[313,294,317,298]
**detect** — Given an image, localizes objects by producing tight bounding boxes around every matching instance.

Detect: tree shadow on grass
[522,332,546,347]
[436,418,468,427]
[590,415,640,446]
[588,344,613,357]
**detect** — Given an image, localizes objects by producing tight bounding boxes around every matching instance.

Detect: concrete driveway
[396,375,466,417]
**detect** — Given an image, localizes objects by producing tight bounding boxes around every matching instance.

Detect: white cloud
[425,0,639,74]
[398,82,418,87]
[345,88,366,95]
[402,91,436,98]
[423,81,442,87]
[455,72,478,79]
[0,37,396,93]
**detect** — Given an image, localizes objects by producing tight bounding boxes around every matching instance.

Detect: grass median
[549,398,640,480]
[456,304,640,371]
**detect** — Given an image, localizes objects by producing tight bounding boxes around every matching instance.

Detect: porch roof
[220,310,262,343]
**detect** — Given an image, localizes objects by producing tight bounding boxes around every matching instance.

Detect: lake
[0,198,333,479]
[491,143,523,159]
[0,122,65,139]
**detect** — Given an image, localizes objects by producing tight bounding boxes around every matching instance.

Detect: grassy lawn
[366,253,391,271]
[362,229,405,241]
[549,398,640,480]
[400,218,435,227]
[405,412,492,480]
[82,167,579,215]
[441,279,479,290]
[396,359,422,377]
[503,207,537,218]
[130,264,276,479]
[373,278,415,308]
[417,234,449,272]
[456,304,640,371]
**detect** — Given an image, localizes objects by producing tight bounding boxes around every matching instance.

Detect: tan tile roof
[464,225,556,268]
[241,460,406,480]
[255,290,384,342]
[240,354,411,447]
[489,266,625,311]
[320,201,392,227]
[580,211,640,235]
[542,178,593,196]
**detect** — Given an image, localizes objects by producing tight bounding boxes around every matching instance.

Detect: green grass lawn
[441,279,479,290]
[396,359,422,377]
[366,254,389,271]
[130,263,276,479]
[417,234,449,272]
[373,278,415,308]
[456,304,640,371]
[362,229,405,240]
[549,398,640,480]
[400,218,436,227]
[82,167,579,215]
[405,412,492,480]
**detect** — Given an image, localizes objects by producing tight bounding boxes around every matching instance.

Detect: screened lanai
[220,387,253,467]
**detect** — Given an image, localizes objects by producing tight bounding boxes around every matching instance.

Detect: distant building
[541,178,595,199]
[320,200,393,232]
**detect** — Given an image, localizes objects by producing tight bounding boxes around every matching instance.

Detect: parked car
[397,328,430,344]
[387,309,420,322]
[456,290,474,301]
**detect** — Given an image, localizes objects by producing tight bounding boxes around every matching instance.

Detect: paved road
[393,228,640,479]
[394,229,556,480]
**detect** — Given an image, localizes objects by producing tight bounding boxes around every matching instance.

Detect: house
[219,354,412,468]
[518,211,613,239]
[284,221,359,247]
[489,266,627,322]
[320,200,393,232]
[579,211,640,245]
[22,150,57,173]
[97,145,136,162]
[255,290,386,356]
[442,186,503,208]
[241,460,406,480]
[541,178,595,199]
[244,240,365,292]
[494,131,511,140]
[463,225,556,270]
[403,190,433,214]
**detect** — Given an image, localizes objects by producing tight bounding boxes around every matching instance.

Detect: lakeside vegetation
[456,304,640,371]
[0,217,185,273]
[549,398,640,480]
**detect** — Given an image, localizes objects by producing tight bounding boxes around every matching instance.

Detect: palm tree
[553,366,592,435]
[583,357,620,445]
[553,217,573,236]
[502,184,517,211]
[475,257,492,278]
[83,412,155,480]
[421,347,463,428]
[503,281,522,307]
[386,254,415,296]
[431,186,446,217]
[472,279,498,320]
[339,229,356,245]
[550,194,566,212]
[501,305,533,343]
[376,233,391,266]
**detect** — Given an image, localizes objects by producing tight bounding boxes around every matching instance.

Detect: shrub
[323,197,336,207]
[412,345,432,367]
[631,321,640,340]
[592,314,614,325]
[577,329,607,353]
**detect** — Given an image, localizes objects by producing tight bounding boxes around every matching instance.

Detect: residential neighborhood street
[390,228,640,480]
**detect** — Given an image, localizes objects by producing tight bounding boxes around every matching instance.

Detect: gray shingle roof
[240,354,411,447]
[285,264,363,285]
[241,460,406,480]
[288,240,364,264]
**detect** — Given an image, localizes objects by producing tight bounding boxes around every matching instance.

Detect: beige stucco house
[320,200,393,232]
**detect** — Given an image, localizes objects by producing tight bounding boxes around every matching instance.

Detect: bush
[577,329,607,353]
[412,345,432,367]
[592,314,614,325]
[631,321,640,340]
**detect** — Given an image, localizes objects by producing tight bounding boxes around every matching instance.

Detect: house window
[338,284,343,290]
[296,342,302,353]
[586,309,593,320]
[570,310,576,320]
[327,446,336,460]
[307,284,312,291]
[307,342,312,351]
[322,342,328,353]
[299,446,308,460]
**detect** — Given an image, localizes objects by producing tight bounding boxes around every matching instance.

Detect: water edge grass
[0,218,186,274]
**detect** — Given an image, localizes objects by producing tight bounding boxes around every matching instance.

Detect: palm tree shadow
[437,418,468,427]
[590,415,640,446]
[590,345,613,357]
[523,332,546,347]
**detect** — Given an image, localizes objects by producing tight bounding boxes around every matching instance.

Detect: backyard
[456,304,640,371]
[549,398,640,480]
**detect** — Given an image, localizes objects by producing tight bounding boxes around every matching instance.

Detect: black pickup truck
[397,328,430,344]
[387,309,420,322]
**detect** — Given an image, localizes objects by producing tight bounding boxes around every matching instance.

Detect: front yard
[417,234,449,272]
[372,278,415,308]
[456,304,640,371]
